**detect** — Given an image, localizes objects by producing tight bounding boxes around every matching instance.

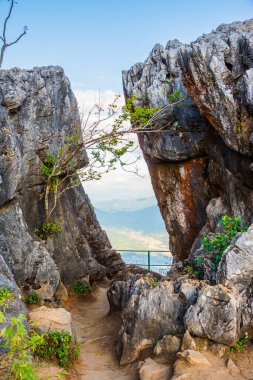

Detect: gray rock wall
[0,66,124,300]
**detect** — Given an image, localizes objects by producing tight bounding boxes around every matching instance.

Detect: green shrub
[0,308,43,379]
[123,95,161,128]
[184,258,204,280]
[0,285,14,308]
[35,330,80,368]
[151,281,158,288]
[151,339,158,348]
[167,89,184,104]
[34,219,62,240]
[24,293,40,305]
[72,280,91,295]
[229,334,249,353]
[202,216,248,267]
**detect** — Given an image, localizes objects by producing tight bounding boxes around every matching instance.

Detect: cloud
[73,89,154,202]
[74,89,122,112]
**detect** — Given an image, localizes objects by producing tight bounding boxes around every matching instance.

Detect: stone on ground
[139,358,172,380]
[154,335,181,360]
[178,350,211,366]
[181,331,196,351]
[29,306,73,335]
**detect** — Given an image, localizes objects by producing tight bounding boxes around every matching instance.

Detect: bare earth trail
[65,282,138,380]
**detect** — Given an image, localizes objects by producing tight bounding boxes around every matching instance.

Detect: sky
[1,0,253,202]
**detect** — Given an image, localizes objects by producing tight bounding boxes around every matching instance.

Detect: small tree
[0,0,27,68]
[37,92,184,239]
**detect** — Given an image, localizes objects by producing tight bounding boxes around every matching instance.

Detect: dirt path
[65,282,138,380]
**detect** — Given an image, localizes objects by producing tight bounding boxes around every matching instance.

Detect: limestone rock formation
[115,19,253,367]
[184,284,241,345]
[116,277,202,365]
[0,66,124,302]
[179,20,253,156]
[123,19,253,262]
[123,43,210,261]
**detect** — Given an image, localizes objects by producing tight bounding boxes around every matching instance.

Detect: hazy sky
[1,0,253,202]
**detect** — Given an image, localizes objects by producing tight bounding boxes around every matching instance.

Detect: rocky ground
[31,279,253,380]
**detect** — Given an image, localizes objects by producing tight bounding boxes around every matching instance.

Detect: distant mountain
[94,196,157,212]
[103,226,169,251]
[94,197,170,253]
[95,205,165,234]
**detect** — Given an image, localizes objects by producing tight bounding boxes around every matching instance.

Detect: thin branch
[2,0,14,41]
[6,27,27,47]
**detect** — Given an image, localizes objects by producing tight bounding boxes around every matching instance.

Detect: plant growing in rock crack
[229,333,249,353]
[184,258,204,279]
[24,293,40,305]
[167,89,184,104]
[202,215,248,267]
[0,285,14,309]
[37,91,184,240]
[72,280,91,295]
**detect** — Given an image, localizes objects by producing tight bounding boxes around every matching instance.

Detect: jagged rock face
[123,43,211,261]
[117,20,253,363]
[217,225,253,331]
[123,19,253,261]
[179,20,253,156]
[184,284,241,345]
[114,277,202,365]
[145,157,210,261]
[0,66,124,298]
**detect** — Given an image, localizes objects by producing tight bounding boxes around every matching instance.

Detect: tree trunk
[0,45,6,68]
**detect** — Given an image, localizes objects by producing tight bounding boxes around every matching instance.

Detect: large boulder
[117,278,201,364]
[139,358,172,380]
[184,284,241,345]
[29,306,73,335]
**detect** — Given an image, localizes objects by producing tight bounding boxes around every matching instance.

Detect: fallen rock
[178,350,211,366]
[154,335,181,361]
[139,358,172,380]
[29,306,73,335]
[181,330,196,351]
